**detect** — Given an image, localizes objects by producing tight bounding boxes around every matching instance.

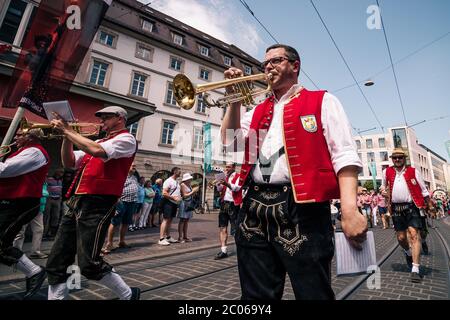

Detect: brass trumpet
[20,119,101,139]
[173,73,273,110]
[0,142,16,157]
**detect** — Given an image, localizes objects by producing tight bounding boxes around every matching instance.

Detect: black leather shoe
[24,268,46,300]
[411,272,421,283]
[130,287,140,300]
[214,251,228,260]
[405,254,413,269]
[422,241,429,255]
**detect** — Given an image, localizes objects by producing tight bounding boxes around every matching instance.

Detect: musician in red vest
[382,148,432,283]
[220,44,367,300]
[214,162,242,260]
[46,106,140,300]
[0,127,48,299]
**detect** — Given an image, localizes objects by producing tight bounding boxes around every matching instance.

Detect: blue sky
[147,0,450,160]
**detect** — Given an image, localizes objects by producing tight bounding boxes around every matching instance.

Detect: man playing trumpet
[46,106,140,300]
[0,127,49,299]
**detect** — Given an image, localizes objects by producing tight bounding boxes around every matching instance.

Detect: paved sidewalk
[0,211,225,282]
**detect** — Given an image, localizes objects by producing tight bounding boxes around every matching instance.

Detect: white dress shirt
[0,147,48,178]
[382,167,429,203]
[216,171,241,202]
[73,132,136,169]
[223,84,362,184]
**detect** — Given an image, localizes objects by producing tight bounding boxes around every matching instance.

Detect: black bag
[184,198,196,211]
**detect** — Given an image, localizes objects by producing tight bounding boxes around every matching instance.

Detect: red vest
[0,144,49,199]
[385,166,426,208]
[239,89,340,203]
[67,130,136,197]
[220,172,243,206]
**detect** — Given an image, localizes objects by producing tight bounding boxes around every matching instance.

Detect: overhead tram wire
[238,0,320,90]
[333,30,450,93]
[309,0,385,133]
[376,0,408,126]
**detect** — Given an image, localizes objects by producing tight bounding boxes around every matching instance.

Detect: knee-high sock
[98,270,132,300]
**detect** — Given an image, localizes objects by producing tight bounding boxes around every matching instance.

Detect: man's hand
[50,112,70,134]
[224,67,243,94]
[340,209,368,250]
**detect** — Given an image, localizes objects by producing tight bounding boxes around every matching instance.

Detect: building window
[367,152,375,163]
[0,0,35,45]
[380,151,388,161]
[127,122,138,137]
[358,153,362,161]
[170,56,183,71]
[378,137,385,148]
[366,139,373,149]
[243,64,252,75]
[355,140,361,149]
[130,72,147,97]
[199,68,210,81]
[165,82,177,106]
[135,43,152,61]
[89,60,109,86]
[161,121,175,145]
[199,45,209,57]
[98,30,116,48]
[196,93,206,113]
[193,127,203,150]
[223,55,232,66]
[141,19,154,32]
[172,33,183,45]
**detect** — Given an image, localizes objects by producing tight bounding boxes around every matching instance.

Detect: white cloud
[143,0,264,57]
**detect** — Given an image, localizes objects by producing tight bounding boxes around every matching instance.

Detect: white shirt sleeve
[0,147,47,178]
[98,133,136,161]
[73,150,86,169]
[415,169,430,197]
[321,92,362,174]
[229,172,241,192]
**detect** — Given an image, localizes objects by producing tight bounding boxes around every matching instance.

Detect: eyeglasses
[99,114,117,121]
[392,156,405,160]
[260,56,292,69]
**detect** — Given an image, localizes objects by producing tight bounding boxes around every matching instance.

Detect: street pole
[1,106,25,146]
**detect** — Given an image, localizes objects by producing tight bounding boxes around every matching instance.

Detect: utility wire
[238,0,320,89]
[376,0,408,126]
[310,0,385,133]
[333,30,450,93]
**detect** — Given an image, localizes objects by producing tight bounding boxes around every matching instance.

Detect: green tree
[363,180,374,191]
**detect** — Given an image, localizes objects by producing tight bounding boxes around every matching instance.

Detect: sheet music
[335,231,377,276]
[43,100,75,122]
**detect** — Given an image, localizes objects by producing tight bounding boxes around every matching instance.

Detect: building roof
[105,0,262,73]
[419,143,448,163]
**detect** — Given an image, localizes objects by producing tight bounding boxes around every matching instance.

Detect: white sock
[48,283,68,300]
[98,271,132,300]
[16,255,42,278]
[403,248,411,256]
[221,246,227,254]
[412,263,420,273]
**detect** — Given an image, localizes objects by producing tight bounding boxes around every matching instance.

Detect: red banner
[2,0,111,119]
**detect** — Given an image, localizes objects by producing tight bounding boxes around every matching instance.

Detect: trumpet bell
[174,74,196,110]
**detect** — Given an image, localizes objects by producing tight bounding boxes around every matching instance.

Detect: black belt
[392,202,414,212]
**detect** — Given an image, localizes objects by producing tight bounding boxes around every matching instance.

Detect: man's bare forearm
[61,138,75,168]
[337,166,359,214]
[64,129,106,159]
[221,103,241,144]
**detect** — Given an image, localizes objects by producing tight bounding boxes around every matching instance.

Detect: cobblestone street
[0,213,448,301]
